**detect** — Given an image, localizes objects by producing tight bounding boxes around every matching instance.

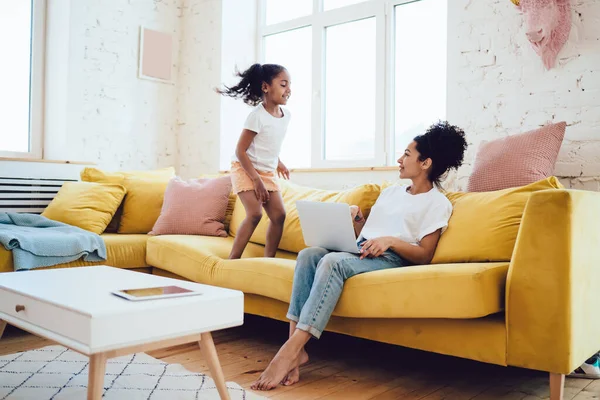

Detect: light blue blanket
[0,213,106,271]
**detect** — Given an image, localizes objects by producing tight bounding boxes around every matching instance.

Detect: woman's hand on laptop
[360,237,391,259]
[350,205,364,223]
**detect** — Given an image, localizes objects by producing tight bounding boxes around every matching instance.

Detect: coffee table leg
[199,332,230,400]
[0,320,6,339]
[87,353,106,400]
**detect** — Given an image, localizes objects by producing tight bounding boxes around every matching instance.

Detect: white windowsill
[0,157,94,165]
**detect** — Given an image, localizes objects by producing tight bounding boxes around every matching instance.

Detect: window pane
[394,0,447,157]
[325,18,376,161]
[0,0,32,152]
[266,0,312,25]
[324,0,366,11]
[264,27,312,168]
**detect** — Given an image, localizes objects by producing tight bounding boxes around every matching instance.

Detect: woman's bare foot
[281,349,309,386]
[251,336,308,391]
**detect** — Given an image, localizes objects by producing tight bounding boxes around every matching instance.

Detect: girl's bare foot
[281,349,309,386]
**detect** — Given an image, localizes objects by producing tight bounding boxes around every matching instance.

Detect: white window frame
[1,0,46,159]
[257,0,442,169]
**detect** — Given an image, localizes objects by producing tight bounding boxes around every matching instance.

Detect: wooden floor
[1,316,599,400]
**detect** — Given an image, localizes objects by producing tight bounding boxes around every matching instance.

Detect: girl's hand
[253,177,270,203]
[350,205,364,223]
[360,237,391,259]
[277,160,290,180]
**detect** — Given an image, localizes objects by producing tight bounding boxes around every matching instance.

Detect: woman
[252,121,468,391]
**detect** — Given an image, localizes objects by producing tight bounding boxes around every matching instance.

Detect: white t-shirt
[232,103,291,172]
[358,185,453,245]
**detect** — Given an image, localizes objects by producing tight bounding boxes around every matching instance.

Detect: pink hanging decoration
[512,0,572,70]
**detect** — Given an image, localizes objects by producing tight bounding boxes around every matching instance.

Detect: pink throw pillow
[150,176,232,236]
[467,122,566,192]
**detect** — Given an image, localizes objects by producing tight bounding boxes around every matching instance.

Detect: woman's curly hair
[216,63,286,106]
[413,121,468,187]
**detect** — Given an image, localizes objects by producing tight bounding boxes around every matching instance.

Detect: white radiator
[0,160,87,214]
[0,177,75,213]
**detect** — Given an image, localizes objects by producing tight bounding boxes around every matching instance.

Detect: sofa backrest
[229,180,382,253]
[432,176,564,264]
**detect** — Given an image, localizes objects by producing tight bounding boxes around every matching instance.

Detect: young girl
[251,121,468,391]
[217,63,292,259]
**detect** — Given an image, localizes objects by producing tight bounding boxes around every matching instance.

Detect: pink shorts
[230,162,280,194]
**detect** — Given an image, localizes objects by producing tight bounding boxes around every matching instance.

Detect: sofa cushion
[147,235,508,319]
[336,262,508,318]
[118,178,170,234]
[467,122,566,192]
[80,167,175,234]
[41,182,126,234]
[100,234,151,269]
[198,174,237,233]
[146,235,296,280]
[229,180,381,253]
[432,176,564,264]
[150,177,231,237]
[0,234,149,273]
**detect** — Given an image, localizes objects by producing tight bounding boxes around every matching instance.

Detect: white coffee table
[0,266,244,400]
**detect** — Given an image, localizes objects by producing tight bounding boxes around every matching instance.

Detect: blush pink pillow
[150,176,232,236]
[467,122,566,192]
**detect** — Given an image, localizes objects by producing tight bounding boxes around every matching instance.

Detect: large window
[264,27,312,168]
[0,0,45,158]
[394,0,447,159]
[258,0,446,169]
[324,17,376,162]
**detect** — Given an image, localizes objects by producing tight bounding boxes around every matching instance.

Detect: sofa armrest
[507,189,600,374]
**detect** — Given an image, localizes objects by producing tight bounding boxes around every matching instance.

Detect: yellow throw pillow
[80,166,175,183]
[431,176,564,264]
[80,167,175,234]
[42,182,126,234]
[222,189,237,234]
[118,178,170,234]
[229,180,381,253]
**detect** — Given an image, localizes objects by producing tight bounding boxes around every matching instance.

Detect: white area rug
[0,345,266,399]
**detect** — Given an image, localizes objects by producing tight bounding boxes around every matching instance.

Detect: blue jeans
[286,245,410,339]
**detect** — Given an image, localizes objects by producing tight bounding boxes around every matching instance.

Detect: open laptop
[296,201,360,254]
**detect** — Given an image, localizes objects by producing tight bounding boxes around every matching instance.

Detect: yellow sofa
[2,176,600,399]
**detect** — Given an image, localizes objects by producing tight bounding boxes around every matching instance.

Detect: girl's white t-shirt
[358,185,453,245]
[232,103,291,172]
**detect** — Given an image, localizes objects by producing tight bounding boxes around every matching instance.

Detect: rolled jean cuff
[286,313,299,323]
[296,322,322,339]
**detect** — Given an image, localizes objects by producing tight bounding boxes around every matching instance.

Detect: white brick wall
[177,0,222,178]
[448,0,600,190]
[45,0,600,191]
[45,0,182,171]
